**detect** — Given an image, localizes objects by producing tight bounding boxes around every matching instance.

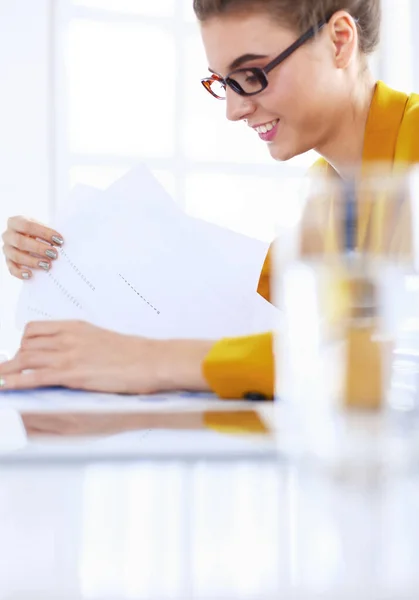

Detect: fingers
[2,228,60,257]
[23,320,82,339]
[0,368,66,390]
[5,257,33,280]
[20,335,63,352]
[22,414,77,436]
[6,216,64,246]
[0,351,59,374]
[22,414,147,437]
[0,321,89,391]
[2,216,64,281]
[3,244,53,272]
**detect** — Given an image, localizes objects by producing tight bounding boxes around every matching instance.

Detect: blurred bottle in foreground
[274,167,419,476]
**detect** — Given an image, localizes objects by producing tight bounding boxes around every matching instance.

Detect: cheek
[269,59,329,120]
[267,77,331,160]
[260,70,310,121]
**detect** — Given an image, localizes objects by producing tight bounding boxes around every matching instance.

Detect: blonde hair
[193,0,381,54]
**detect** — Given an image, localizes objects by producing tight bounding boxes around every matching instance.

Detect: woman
[1,0,418,398]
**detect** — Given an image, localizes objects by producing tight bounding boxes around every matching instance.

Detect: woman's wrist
[153,338,214,393]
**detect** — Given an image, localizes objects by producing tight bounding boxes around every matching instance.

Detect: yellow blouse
[202,81,419,399]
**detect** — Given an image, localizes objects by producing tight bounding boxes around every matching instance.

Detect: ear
[328,11,359,69]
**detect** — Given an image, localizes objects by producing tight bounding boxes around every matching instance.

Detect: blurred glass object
[274,167,419,474]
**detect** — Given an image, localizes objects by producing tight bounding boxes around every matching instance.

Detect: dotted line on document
[118,274,161,315]
[21,306,53,329]
[47,273,83,309]
[26,306,53,319]
[59,249,96,291]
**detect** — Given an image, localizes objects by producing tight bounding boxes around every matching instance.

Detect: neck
[315,73,377,179]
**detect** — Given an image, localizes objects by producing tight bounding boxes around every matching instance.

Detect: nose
[225,87,256,122]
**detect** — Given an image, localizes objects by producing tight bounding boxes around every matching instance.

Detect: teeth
[255,119,279,134]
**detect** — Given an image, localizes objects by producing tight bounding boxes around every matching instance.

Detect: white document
[0,388,257,413]
[16,164,277,340]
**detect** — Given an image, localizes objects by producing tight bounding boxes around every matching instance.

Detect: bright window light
[73,0,174,16]
[67,20,176,157]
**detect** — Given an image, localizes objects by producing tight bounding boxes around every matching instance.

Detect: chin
[267,128,313,162]
[267,142,298,162]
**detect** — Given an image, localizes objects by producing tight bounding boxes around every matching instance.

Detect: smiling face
[200,11,354,161]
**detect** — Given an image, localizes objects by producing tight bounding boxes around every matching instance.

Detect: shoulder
[397,92,419,163]
[404,92,419,126]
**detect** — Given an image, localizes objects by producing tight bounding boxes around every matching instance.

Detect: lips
[254,119,280,143]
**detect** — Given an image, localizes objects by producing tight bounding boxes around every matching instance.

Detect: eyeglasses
[201,17,330,100]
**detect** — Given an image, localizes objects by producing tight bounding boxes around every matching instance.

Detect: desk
[1,425,419,599]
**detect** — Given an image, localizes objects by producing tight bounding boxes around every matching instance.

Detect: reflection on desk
[1,460,419,599]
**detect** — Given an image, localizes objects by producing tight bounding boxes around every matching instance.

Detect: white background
[0,0,417,353]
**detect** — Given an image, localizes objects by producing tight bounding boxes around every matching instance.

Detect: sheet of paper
[0,388,258,413]
[247,292,279,334]
[16,164,275,340]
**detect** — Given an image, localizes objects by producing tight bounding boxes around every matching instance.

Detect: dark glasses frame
[201,15,331,99]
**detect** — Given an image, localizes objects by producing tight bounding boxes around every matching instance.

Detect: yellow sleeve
[202,332,274,400]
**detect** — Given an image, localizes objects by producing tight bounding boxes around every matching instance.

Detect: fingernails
[0,377,6,389]
[51,236,64,246]
[22,272,31,280]
[39,261,50,271]
[45,249,58,259]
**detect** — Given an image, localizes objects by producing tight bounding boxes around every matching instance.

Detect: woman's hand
[22,411,203,438]
[1,216,64,280]
[0,320,213,394]
[22,413,144,437]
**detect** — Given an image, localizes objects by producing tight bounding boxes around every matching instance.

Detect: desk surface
[1,458,419,600]
[1,395,419,599]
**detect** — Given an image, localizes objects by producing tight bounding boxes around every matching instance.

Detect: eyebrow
[209,52,269,75]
